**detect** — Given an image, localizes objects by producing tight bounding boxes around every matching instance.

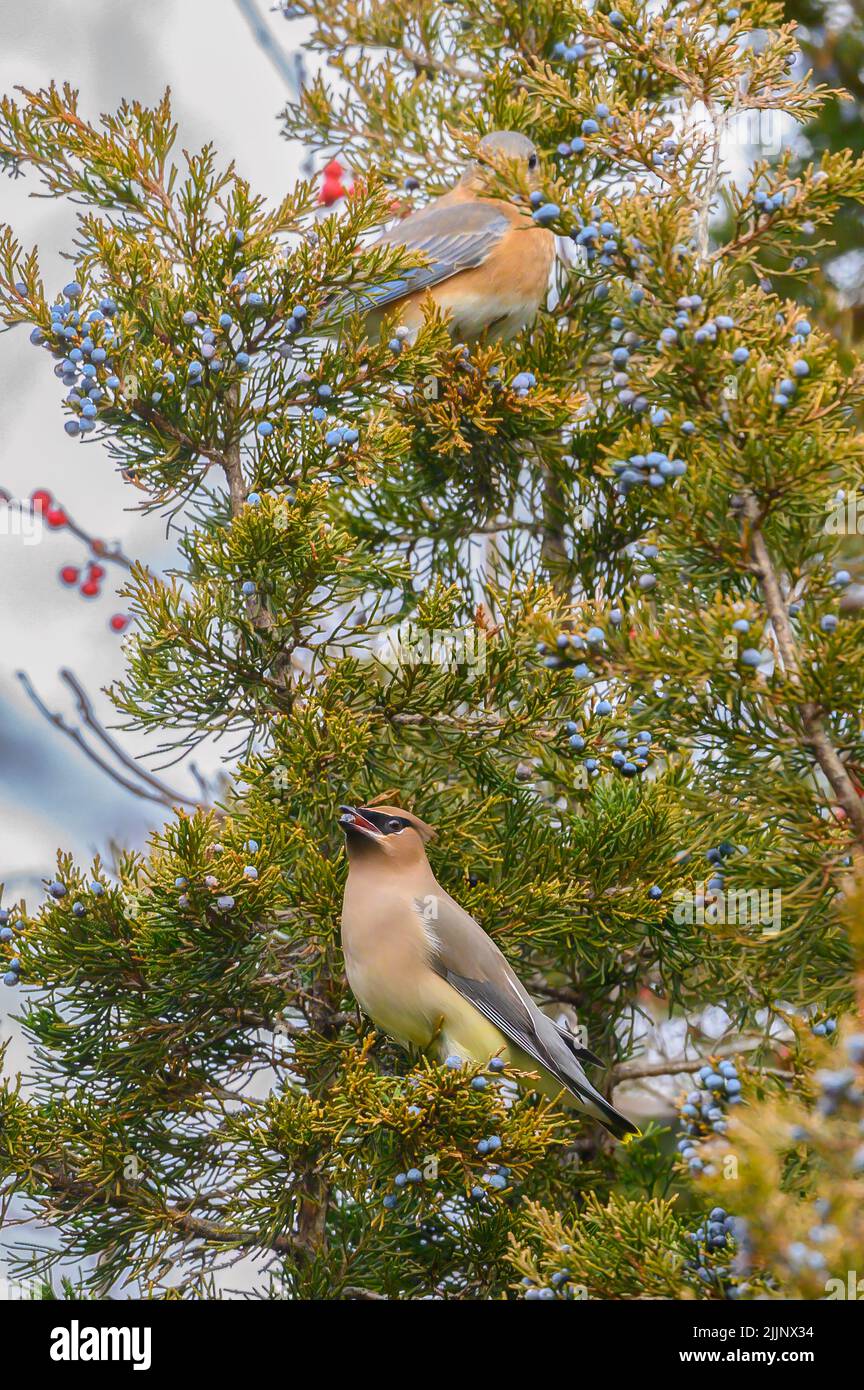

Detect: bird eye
[387,818,403,833]
[527,153,538,170]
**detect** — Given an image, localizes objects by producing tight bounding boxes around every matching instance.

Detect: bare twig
[61,511,134,571]
[59,669,202,803]
[741,494,864,845]
[17,668,200,809]
[234,0,302,94]
[612,1050,792,1084]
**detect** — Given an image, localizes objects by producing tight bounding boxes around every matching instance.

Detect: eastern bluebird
[322,132,555,343]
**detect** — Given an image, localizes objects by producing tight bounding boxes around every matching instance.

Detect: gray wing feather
[553,1022,604,1068]
[425,892,604,1107]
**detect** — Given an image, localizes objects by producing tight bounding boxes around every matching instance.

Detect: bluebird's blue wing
[368,200,511,307]
[321,200,511,321]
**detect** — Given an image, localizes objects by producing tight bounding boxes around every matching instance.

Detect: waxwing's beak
[339,806,383,841]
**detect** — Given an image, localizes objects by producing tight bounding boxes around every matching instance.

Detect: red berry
[31,488,52,512]
[319,160,347,206]
[45,507,68,529]
[80,579,100,597]
[60,566,79,585]
[109,614,130,633]
[87,562,106,580]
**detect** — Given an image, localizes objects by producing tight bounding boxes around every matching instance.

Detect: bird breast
[341,887,442,1048]
[432,223,554,342]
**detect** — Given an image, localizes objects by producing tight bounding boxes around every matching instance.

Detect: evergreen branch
[38,1165,301,1256]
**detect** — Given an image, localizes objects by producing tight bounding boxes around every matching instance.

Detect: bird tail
[535,1046,640,1140]
[541,1030,639,1140]
[583,1089,640,1142]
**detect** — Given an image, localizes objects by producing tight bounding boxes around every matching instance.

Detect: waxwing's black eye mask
[338,806,411,837]
[359,809,411,836]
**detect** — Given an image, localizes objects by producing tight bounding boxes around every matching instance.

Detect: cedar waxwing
[321,131,555,343]
[339,804,637,1140]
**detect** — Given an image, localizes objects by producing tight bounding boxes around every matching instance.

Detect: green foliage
[508,1189,705,1299]
[1,0,863,1297]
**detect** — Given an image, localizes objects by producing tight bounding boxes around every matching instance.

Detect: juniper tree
[1,0,863,1300]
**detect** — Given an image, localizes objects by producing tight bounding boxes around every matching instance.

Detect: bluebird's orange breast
[369,194,555,343]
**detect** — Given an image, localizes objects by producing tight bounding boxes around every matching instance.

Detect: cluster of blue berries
[0,907,21,987]
[324,424,360,451]
[511,370,537,397]
[522,1254,577,1300]
[811,565,851,636]
[29,283,122,438]
[173,838,261,912]
[568,208,621,265]
[601,295,730,431]
[49,877,105,910]
[185,313,227,379]
[387,325,412,355]
[785,1205,835,1276]
[772,357,809,410]
[310,382,336,424]
[562,714,656,782]
[631,539,659,591]
[551,37,588,63]
[473,1122,511,1198]
[676,1057,743,1174]
[740,643,769,668]
[789,1038,864,1181]
[701,839,740,893]
[537,629,593,675]
[182,296,307,385]
[5,875,110,985]
[811,1016,837,1038]
[544,102,617,185]
[651,299,741,358]
[382,1167,428,1209]
[612,449,687,495]
[684,1206,742,1294]
[272,300,308,359]
[753,184,795,218]
[382,1056,510,1211]
[813,1040,864,1119]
